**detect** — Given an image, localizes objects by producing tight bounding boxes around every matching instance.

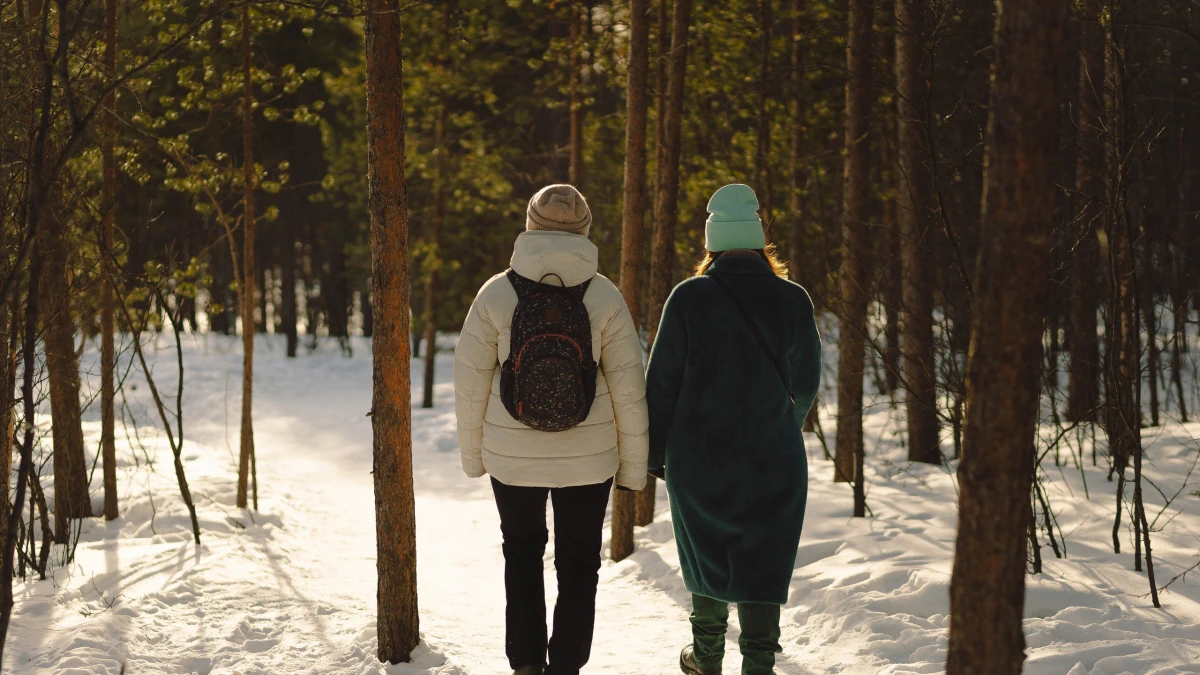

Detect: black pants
[491,477,613,675]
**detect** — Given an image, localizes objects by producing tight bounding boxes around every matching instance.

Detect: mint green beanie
[705,183,766,252]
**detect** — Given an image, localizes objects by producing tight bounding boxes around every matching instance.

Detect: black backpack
[500,269,598,432]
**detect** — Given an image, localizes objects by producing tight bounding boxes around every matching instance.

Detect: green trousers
[689,594,782,675]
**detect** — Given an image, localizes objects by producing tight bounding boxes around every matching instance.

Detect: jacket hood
[510,231,598,287]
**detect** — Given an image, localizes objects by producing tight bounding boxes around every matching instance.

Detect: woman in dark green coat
[646,184,822,675]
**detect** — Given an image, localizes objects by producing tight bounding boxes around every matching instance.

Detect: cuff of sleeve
[615,462,648,491]
[461,453,486,478]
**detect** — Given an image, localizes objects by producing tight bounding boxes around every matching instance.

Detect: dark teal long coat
[647,255,822,605]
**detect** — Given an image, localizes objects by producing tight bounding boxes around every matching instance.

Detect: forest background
[2,0,1200,671]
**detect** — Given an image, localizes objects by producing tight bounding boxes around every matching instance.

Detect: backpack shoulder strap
[708,274,794,404]
[567,276,593,302]
[506,268,536,301]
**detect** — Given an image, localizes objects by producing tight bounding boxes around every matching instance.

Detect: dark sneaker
[680,644,721,675]
[513,667,543,675]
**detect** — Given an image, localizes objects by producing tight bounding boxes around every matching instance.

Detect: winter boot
[680,645,722,675]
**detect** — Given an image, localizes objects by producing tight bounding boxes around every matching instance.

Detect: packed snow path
[8,334,1200,674]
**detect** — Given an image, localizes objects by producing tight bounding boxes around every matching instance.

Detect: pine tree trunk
[28,0,90,538]
[895,0,939,464]
[646,0,670,327]
[877,6,901,398]
[366,0,420,662]
[41,206,91,540]
[788,0,807,285]
[1140,223,1160,427]
[1169,120,1189,423]
[237,5,258,511]
[0,307,13,553]
[422,98,447,410]
[620,0,654,530]
[790,0,819,436]
[282,198,298,357]
[256,252,268,333]
[754,0,772,223]
[834,0,873,499]
[569,1,584,186]
[945,1,1067,672]
[1,242,42,663]
[646,0,693,347]
[101,0,119,520]
[1067,0,1103,423]
[1103,4,1140,556]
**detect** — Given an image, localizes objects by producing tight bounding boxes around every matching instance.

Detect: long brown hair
[693,243,790,279]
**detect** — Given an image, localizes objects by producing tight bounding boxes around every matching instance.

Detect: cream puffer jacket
[453,231,649,489]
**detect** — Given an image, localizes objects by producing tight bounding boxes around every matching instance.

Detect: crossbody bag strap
[708,274,795,404]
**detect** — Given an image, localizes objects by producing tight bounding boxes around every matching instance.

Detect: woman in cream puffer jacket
[453,228,650,490]
[454,184,648,675]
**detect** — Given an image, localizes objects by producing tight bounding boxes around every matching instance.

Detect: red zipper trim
[515,333,583,368]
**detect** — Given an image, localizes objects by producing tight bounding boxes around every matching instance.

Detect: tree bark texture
[895,0,940,464]
[754,0,773,224]
[281,129,299,358]
[945,1,1067,673]
[1067,0,1103,423]
[877,7,901,397]
[1103,9,1139,557]
[619,0,655,531]
[646,0,693,348]
[1,248,42,664]
[366,0,421,662]
[788,0,807,287]
[569,1,584,186]
[835,0,872,500]
[645,0,670,327]
[101,0,119,521]
[237,5,258,511]
[40,192,91,540]
[1139,222,1159,427]
[0,307,14,553]
[423,5,452,411]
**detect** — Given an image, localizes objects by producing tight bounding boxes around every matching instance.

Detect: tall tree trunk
[366,0,420,662]
[1169,123,1189,423]
[877,7,901,397]
[423,4,452,411]
[1,247,42,662]
[755,0,773,223]
[834,0,873,504]
[1067,0,1103,423]
[620,0,654,532]
[256,251,268,333]
[281,200,298,357]
[945,0,1067,672]
[41,193,91,541]
[31,0,90,542]
[1139,218,1159,427]
[895,0,939,464]
[646,0,670,326]
[0,306,13,554]
[237,5,258,511]
[646,0,694,347]
[788,0,807,285]
[1103,1,1136,555]
[790,0,820,434]
[100,0,119,520]
[569,1,584,186]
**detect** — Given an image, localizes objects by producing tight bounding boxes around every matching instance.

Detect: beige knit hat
[525,184,592,236]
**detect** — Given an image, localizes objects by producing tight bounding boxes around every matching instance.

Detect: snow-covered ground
[7,329,1200,675]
